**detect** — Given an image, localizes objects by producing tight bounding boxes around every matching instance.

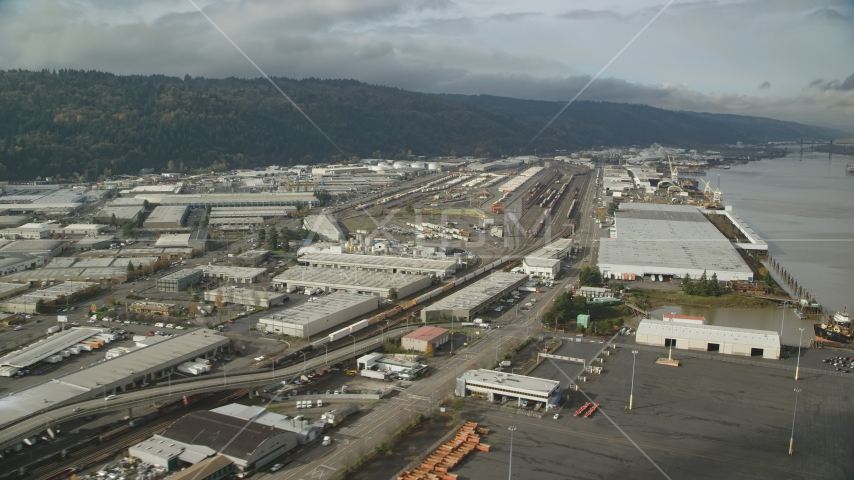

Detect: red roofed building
[662,313,706,325]
[402,326,449,352]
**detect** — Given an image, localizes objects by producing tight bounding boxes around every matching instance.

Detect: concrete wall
[635,333,779,359]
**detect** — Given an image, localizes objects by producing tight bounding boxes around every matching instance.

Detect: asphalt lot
[453,346,854,480]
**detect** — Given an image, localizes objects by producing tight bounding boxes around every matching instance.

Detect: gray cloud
[759,81,771,89]
[808,73,854,91]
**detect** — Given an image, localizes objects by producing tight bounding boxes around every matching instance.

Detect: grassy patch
[625,288,774,310]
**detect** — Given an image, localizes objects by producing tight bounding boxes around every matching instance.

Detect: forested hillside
[0,70,845,181]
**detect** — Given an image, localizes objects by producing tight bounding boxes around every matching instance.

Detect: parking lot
[452,346,854,479]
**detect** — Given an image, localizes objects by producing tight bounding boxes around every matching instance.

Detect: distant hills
[0,70,846,181]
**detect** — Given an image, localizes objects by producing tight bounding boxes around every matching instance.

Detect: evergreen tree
[257,228,266,243]
[268,228,279,250]
[710,273,720,296]
[698,270,710,296]
[682,274,694,295]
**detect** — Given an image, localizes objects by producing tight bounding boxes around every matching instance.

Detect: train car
[312,336,331,348]
[386,305,403,317]
[129,410,159,427]
[475,267,486,276]
[349,320,369,334]
[98,424,132,443]
[415,293,431,304]
[429,288,443,299]
[400,299,418,309]
[453,278,466,287]
[464,272,475,282]
[296,345,314,355]
[158,398,184,416]
[329,327,351,342]
[441,283,454,292]
[275,352,298,365]
[183,392,213,406]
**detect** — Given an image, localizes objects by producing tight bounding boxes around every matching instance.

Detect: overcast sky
[1,0,852,131]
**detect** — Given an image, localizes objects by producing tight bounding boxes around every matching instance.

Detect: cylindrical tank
[393,161,410,169]
[409,162,426,170]
[427,162,441,170]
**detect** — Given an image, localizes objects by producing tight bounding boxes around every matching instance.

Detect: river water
[711,150,854,315]
[649,305,807,345]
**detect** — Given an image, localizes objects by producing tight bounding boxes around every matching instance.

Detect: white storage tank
[427,162,441,170]
[409,162,426,170]
[393,161,410,169]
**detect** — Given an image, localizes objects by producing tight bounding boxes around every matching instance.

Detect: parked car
[270,464,284,472]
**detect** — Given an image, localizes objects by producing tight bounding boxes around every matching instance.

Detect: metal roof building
[0,331,230,431]
[300,253,457,278]
[200,265,267,284]
[636,319,780,359]
[156,269,203,292]
[272,266,432,298]
[138,192,318,208]
[0,326,108,368]
[94,205,144,223]
[598,204,754,282]
[454,369,561,408]
[258,292,378,338]
[421,272,528,321]
[143,205,188,230]
[402,326,449,353]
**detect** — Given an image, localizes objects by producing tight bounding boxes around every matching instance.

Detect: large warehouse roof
[422,272,528,319]
[637,319,780,349]
[260,292,377,327]
[598,204,753,281]
[301,253,457,275]
[273,266,431,291]
[0,327,107,368]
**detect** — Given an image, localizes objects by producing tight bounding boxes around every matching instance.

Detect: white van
[322,436,332,446]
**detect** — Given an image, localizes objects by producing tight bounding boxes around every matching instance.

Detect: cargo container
[360,369,387,380]
[286,286,297,294]
[46,325,61,334]
[177,363,203,375]
[183,392,212,405]
[349,319,369,333]
[76,343,93,352]
[328,327,351,342]
[98,424,132,443]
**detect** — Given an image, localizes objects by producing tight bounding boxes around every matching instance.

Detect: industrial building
[272,266,432,298]
[95,205,144,224]
[0,282,28,300]
[303,214,345,242]
[204,287,288,308]
[421,272,529,321]
[200,265,268,284]
[0,266,131,286]
[152,410,299,473]
[521,240,573,277]
[0,331,231,430]
[0,326,109,372]
[61,223,108,236]
[155,231,209,250]
[209,217,263,231]
[0,253,48,276]
[0,222,53,239]
[598,203,754,282]
[140,192,317,208]
[73,236,114,251]
[635,319,780,359]
[129,301,177,315]
[231,249,270,267]
[78,247,194,261]
[455,369,562,408]
[211,403,325,445]
[0,281,100,313]
[0,216,32,228]
[300,253,458,278]
[143,205,188,230]
[156,269,203,292]
[0,239,69,257]
[258,292,378,338]
[357,353,427,380]
[402,326,449,353]
[209,206,296,219]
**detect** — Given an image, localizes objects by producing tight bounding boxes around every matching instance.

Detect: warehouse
[209,217,263,231]
[421,272,528,321]
[258,292,378,338]
[141,192,317,208]
[0,326,108,369]
[204,287,288,308]
[0,253,47,276]
[635,319,780,359]
[74,236,114,251]
[144,205,188,230]
[60,223,108,236]
[231,249,270,267]
[455,369,562,409]
[303,214,345,242]
[0,222,53,239]
[0,281,100,313]
[155,231,209,250]
[0,239,69,257]
[272,266,432,298]
[300,252,457,278]
[209,206,296,218]
[598,203,754,282]
[0,331,231,431]
[95,205,144,224]
[0,282,28,300]
[0,266,131,286]
[402,326,449,353]
[212,403,324,445]
[0,216,32,228]
[200,265,267,284]
[156,269,203,292]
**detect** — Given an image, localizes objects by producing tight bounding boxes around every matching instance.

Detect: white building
[258,292,378,338]
[455,369,561,409]
[635,319,780,359]
[522,238,573,279]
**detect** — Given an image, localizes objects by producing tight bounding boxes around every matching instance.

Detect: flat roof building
[95,205,144,223]
[156,269,203,292]
[0,239,68,257]
[300,253,457,278]
[139,192,318,208]
[200,265,267,284]
[258,292,378,338]
[0,330,231,431]
[636,319,780,359]
[455,369,561,408]
[0,253,49,276]
[209,206,296,219]
[74,236,114,251]
[0,222,52,239]
[0,282,28,300]
[402,326,449,353]
[598,204,754,282]
[231,249,270,267]
[272,266,432,298]
[421,272,528,321]
[0,326,108,368]
[144,205,188,230]
[0,216,32,228]
[204,287,288,308]
[0,281,100,313]
[61,223,108,236]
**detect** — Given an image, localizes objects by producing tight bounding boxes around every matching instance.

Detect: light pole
[321,344,328,366]
[507,425,517,480]
[299,351,307,373]
[780,304,786,339]
[347,334,356,361]
[629,350,638,410]
[789,388,801,455]
[795,327,804,380]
